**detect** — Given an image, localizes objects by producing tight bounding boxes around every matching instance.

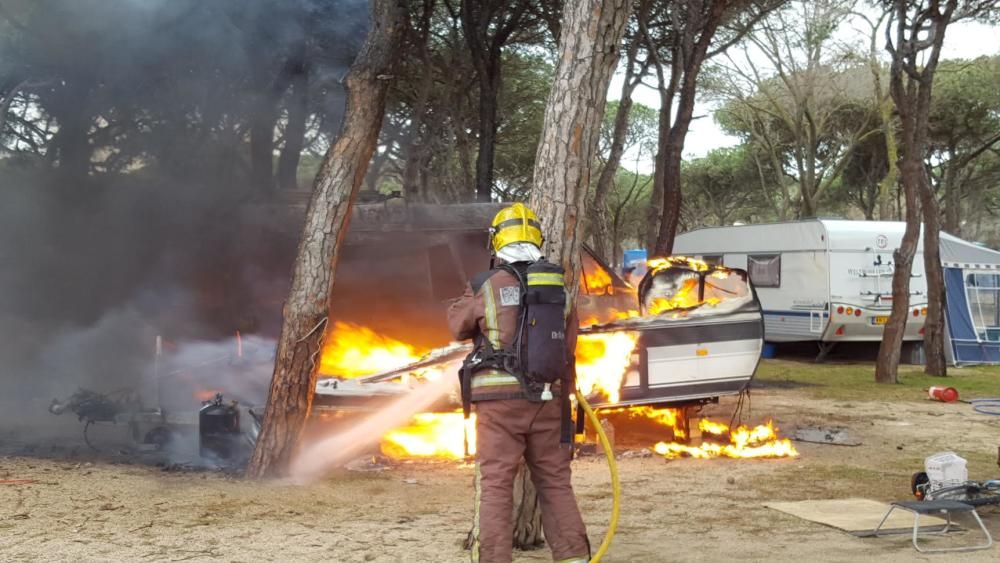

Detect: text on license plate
[872,316,889,325]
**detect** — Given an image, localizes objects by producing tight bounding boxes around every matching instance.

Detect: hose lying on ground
[970,398,1000,416]
[575,391,620,563]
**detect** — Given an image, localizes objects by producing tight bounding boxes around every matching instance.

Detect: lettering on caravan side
[847,267,892,277]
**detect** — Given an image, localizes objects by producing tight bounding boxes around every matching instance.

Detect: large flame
[381,411,476,459]
[319,322,425,378]
[575,331,640,404]
[653,419,798,459]
[323,292,794,463]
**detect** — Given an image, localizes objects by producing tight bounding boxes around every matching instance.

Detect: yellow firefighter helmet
[489,203,543,253]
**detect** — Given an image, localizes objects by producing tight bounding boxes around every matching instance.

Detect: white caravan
[673,220,928,354]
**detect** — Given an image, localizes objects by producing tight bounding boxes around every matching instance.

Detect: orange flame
[319,322,425,378]
[644,257,726,316]
[596,405,686,439]
[575,331,640,403]
[580,308,642,327]
[381,412,476,459]
[583,266,614,295]
[194,389,219,402]
[647,256,712,272]
[653,420,798,459]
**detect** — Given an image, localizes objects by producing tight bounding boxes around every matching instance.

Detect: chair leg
[969,509,994,551]
[914,510,993,554]
[940,512,952,535]
[873,506,896,537]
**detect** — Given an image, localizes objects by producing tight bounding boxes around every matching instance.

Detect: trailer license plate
[872,316,889,325]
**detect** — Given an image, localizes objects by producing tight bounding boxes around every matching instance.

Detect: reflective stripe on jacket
[447,268,524,400]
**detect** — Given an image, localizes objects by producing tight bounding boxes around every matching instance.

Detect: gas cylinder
[928,386,959,403]
[199,393,241,460]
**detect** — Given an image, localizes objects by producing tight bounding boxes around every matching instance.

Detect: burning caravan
[313,202,765,414]
[580,257,764,411]
[672,219,929,359]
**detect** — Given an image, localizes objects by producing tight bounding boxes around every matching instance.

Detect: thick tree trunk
[522,0,630,548]
[278,66,310,191]
[875,0,956,384]
[875,159,920,384]
[921,185,948,376]
[652,49,713,256]
[246,0,404,478]
[653,141,683,255]
[530,0,630,293]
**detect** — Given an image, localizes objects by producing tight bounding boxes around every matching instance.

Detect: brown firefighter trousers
[471,398,589,563]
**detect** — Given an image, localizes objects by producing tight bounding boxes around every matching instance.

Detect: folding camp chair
[873,500,993,554]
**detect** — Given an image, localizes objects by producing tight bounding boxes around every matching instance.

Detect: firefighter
[447,203,589,563]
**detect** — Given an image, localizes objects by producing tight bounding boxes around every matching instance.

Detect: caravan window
[747,254,780,288]
[966,273,1000,339]
[702,255,723,266]
[704,269,750,302]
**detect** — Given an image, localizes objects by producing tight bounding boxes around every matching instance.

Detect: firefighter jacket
[447,266,567,402]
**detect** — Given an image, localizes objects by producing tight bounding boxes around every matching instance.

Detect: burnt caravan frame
[585,262,765,412]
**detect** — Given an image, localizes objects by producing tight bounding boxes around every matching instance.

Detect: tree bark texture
[530,0,631,296]
[246,0,405,478]
[875,0,956,384]
[876,159,920,384]
[922,187,948,376]
[524,0,630,548]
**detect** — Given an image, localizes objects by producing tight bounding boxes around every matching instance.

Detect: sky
[607,18,1000,172]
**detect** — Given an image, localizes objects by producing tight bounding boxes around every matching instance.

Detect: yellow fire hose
[575,391,620,563]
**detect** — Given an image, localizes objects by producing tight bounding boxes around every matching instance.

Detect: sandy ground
[4,382,1000,562]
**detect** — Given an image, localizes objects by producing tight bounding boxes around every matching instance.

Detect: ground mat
[763,498,949,536]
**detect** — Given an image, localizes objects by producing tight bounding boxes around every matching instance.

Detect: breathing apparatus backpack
[459,259,569,417]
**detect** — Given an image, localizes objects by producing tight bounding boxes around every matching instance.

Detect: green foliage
[493,51,554,200]
[599,100,658,160]
[0,0,366,185]
[680,145,773,228]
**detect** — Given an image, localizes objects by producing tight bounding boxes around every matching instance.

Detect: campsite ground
[3,360,1000,562]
